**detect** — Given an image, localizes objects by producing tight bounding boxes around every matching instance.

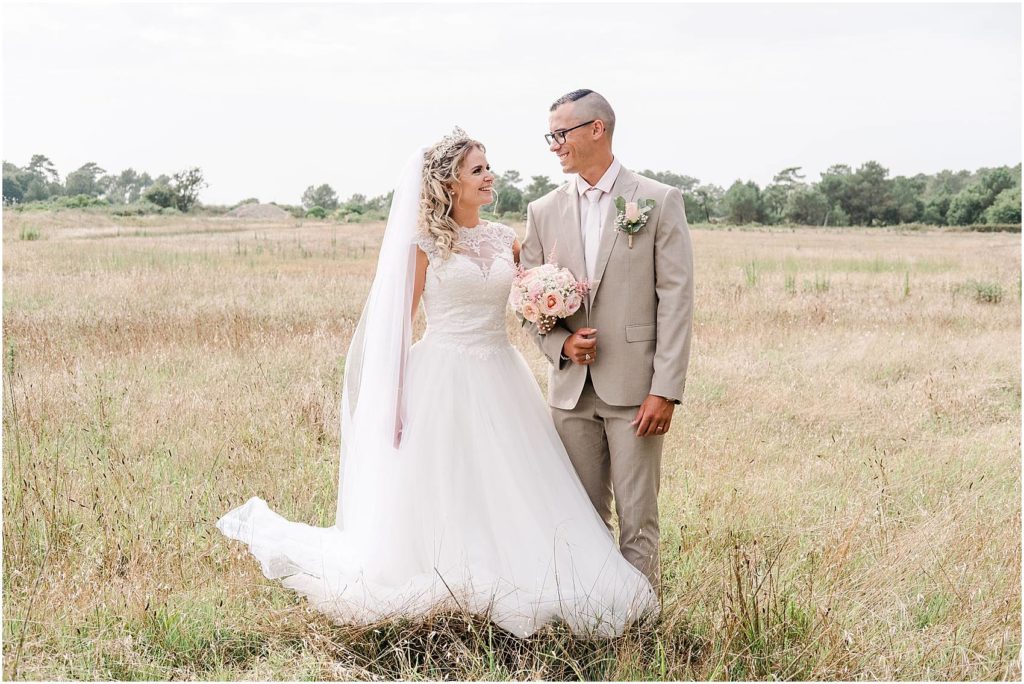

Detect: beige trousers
[551,376,663,588]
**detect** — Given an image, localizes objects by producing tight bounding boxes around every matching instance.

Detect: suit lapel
[588,167,639,306]
[555,182,587,292]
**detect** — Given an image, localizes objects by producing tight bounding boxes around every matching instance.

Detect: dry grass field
[2,210,1020,680]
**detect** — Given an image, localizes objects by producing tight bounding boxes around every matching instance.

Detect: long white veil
[335,147,426,529]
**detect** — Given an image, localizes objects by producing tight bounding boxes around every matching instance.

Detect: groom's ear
[592,120,608,139]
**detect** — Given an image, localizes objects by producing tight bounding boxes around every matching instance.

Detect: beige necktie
[583,187,603,282]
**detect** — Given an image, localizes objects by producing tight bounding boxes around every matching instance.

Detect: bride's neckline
[457,220,488,231]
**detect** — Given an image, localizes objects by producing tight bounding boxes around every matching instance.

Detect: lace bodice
[415,221,517,358]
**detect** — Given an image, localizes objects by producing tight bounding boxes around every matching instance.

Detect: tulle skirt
[217,334,658,637]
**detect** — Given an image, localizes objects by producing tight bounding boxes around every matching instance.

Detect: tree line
[4,154,1020,227]
[3,156,206,213]
[679,162,1022,227]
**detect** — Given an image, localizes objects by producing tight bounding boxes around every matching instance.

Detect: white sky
[3,2,1021,205]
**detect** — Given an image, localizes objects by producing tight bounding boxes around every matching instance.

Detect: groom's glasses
[545,120,596,146]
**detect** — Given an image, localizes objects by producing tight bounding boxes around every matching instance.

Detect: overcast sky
[3,2,1021,205]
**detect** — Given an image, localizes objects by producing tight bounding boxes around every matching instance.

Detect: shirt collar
[576,157,622,196]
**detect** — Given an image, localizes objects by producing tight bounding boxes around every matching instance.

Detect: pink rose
[565,292,582,314]
[521,302,540,323]
[625,201,640,222]
[541,291,564,315]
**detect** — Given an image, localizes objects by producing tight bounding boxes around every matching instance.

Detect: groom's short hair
[550,89,616,138]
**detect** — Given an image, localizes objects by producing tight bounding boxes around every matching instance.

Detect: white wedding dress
[217,220,657,637]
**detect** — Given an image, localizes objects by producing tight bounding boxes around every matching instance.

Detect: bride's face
[450,146,495,209]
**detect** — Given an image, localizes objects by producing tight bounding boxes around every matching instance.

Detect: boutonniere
[614,197,655,248]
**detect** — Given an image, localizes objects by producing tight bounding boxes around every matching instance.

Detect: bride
[217,128,658,638]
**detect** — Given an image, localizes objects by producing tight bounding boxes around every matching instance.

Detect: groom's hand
[562,328,598,365]
[631,395,675,437]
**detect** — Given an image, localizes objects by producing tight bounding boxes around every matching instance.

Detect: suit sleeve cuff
[650,382,684,405]
[544,328,572,366]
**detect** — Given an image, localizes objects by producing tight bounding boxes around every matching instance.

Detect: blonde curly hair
[420,129,486,259]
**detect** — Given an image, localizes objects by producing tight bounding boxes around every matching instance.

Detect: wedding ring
[656,426,664,431]
[585,353,591,361]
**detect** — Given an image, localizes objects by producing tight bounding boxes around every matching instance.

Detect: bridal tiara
[427,127,471,163]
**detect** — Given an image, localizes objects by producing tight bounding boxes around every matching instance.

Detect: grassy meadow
[2,210,1020,680]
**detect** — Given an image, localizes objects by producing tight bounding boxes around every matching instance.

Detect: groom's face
[548,103,592,175]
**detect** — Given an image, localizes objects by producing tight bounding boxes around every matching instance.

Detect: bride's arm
[411,247,429,320]
[512,239,521,265]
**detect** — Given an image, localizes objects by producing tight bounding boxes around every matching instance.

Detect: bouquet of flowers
[509,263,590,334]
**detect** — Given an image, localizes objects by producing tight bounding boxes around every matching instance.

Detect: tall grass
[743,260,759,288]
[803,273,831,294]
[962,280,1006,304]
[18,226,40,241]
[2,212,1020,680]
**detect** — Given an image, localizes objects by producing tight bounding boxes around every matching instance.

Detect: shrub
[11,196,107,212]
[947,188,986,225]
[306,206,327,219]
[332,209,386,223]
[963,280,1004,304]
[143,184,176,209]
[61,194,107,209]
[827,205,850,227]
[111,200,161,216]
[965,223,1021,234]
[271,203,305,219]
[983,187,1022,224]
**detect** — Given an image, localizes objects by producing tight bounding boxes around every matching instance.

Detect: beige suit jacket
[522,166,694,410]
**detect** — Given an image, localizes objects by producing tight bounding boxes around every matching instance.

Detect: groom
[521,89,694,588]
